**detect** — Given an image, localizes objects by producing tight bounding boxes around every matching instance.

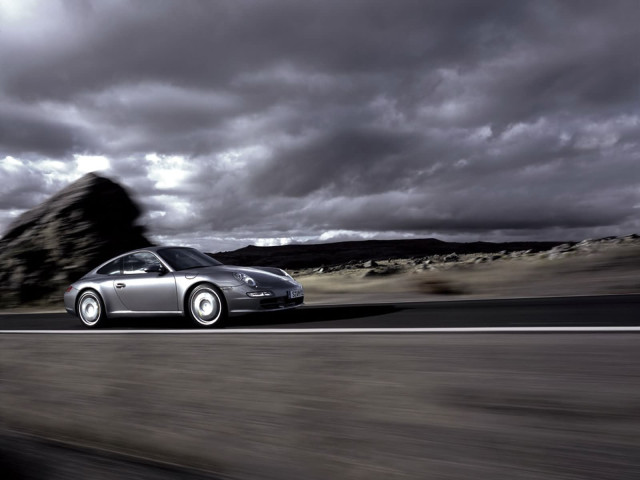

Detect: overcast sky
[1,0,639,251]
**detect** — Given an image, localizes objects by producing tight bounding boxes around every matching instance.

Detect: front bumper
[63,288,77,316]
[226,284,304,315]
[258,295,304,310]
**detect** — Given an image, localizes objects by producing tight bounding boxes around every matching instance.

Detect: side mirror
[144,264,165,274]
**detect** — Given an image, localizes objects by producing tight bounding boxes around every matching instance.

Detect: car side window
[122,252,163,275]
[97,258,122,275]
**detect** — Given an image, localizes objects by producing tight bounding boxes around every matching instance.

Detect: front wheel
[77,290,106,328]
[187,284,227,328]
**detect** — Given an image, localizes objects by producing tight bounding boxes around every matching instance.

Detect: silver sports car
[64,246,304,328]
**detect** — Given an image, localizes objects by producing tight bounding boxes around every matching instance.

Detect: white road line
[1,327,640,334]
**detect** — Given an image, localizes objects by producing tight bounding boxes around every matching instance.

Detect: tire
[77,290,107,328]
[187,284,227,328]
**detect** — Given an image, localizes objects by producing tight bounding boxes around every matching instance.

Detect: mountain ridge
[211,237,567,269]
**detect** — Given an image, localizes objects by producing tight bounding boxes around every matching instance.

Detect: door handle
[116,283,126,289]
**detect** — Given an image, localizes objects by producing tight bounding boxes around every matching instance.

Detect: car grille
[259,296,304,310]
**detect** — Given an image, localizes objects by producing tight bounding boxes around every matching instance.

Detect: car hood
[181,265,301,288]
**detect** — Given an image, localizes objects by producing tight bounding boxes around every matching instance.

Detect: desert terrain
[295,235,640,305]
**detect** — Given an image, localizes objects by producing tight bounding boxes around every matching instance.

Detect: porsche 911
[64,246,304,328]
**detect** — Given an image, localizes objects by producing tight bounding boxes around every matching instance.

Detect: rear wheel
[188,284,227,328]
[77,290,106,328]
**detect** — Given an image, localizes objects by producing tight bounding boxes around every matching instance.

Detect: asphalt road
[1,294,639,330]
[2,295,640,479]
[0,430,215,480]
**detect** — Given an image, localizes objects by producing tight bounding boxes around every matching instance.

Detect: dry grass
[300,245,640,305]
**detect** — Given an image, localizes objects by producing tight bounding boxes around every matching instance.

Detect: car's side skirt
[107,310,184,318]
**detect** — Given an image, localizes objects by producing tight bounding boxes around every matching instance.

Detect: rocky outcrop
[413,234,640,272]
[292,233,640,279]
[0,173,151,307]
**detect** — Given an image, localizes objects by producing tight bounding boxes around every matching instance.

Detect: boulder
[444,253,459,263]
[547,243,574,260]
[363,265,401,277]
[0,173,151,307]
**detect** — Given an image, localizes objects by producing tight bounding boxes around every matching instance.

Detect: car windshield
[157,247,222,271]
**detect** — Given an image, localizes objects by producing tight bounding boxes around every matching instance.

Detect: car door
[113,252,178,312]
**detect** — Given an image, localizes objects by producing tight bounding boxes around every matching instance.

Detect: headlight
[280,269,294,279]
[247,291,274,298]
[233,272,257,287]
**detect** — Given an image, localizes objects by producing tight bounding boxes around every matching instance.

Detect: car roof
[107,246,196,259]
[92,246,199,272]
[133,245,193,253]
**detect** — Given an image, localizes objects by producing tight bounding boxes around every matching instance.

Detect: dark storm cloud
[251,127,422,197]
[0,102,92,156]
[3,1,522,99]
[1,0,639,246]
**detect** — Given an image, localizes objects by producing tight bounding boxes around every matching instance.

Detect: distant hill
[211,238,566,269]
